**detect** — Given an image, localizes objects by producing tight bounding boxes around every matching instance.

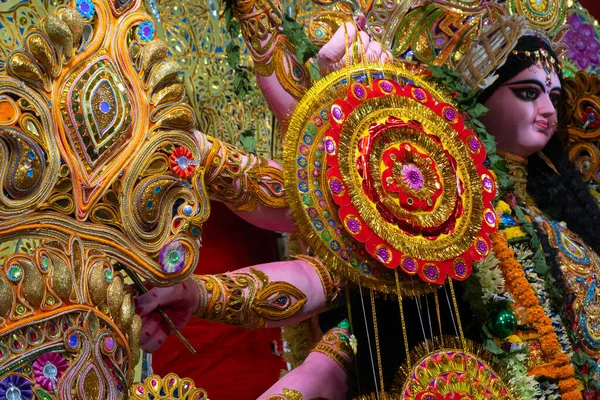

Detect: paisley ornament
[250,267,308,324]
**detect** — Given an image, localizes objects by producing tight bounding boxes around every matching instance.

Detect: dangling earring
[537,151,561,176]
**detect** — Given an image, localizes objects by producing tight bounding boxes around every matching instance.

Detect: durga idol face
[480,65,562,158]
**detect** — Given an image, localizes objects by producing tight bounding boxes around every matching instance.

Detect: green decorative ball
[487,308,517,338]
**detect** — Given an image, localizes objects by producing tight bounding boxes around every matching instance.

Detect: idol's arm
[190,255,338,328]
[195,131,295,233]
[258,326,353,400]
[233,0,308,124]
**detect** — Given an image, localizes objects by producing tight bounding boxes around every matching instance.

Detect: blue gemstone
[177,156,190,169]
[27,170,34,178]
[28,150,35,160]
[99,101,110,113]
[147,200,153,210]
[191,226,200,236]
[69,334,78,347]
[80,1,90,13]
[183,205,193,215]
[154,186,161,194]
[142,26,153,38]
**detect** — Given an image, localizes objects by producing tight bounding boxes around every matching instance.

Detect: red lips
[534,120,549,130]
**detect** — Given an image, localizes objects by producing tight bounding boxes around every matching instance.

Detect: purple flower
[0,375,32,400]
[401,164,424,190]
[33,352,68,391]
[564,13,600,70]
[159,240,186,273]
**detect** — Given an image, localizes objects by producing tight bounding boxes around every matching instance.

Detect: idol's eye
[550,91,562,108]
[510,86,540,101]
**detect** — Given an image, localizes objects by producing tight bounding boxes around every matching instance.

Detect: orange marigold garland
[490,231,583,399]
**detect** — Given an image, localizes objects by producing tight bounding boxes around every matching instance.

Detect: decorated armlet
[310,326,355,372]
[263,389,327,400]
[294,254,340,309]
[203,136,287,212]
[233,0,309,99]
[190,268,307,329]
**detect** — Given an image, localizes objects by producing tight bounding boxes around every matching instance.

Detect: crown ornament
[457,15,529,90]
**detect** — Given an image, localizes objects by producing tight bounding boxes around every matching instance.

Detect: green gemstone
[104,269,113,282]
[7,266,22,281]
[41,257,49,271]
[336,319,350,330]
[168,251,180,263]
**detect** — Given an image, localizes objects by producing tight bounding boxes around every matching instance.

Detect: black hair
[480,34,600,253]
[479,35,563,104]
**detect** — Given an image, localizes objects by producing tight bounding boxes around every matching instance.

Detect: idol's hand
[135,278,200,353]
[317,16,392,75]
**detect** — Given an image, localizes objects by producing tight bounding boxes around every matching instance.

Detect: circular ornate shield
[284,64,496,293]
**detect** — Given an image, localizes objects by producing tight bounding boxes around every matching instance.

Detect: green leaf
[309,60,321,81]
[226,42,241,69]
[239,128,257,153]
[233,71,254,99]
[469,103,489,118]
[224,6,233,31]
[230,19,241,39]
[282,14,319,64]
[483,338,504,355]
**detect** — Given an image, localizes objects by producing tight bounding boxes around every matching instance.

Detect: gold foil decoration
[147,60,181,89]
[59,8,84,46]
[142,40,169,73]
[7,53,46,86]
[151,83,185,106]
[44,15,74,58]
[0,273,14,319]
[25,33,55,77]
[88,259,110,305]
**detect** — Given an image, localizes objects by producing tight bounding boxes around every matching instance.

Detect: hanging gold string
[353,21,371,87]
[346,285,362,393]
[343,22,352,84]
[394,269,411,369]
[447,278,466,350]
[370,288,385,393]
[434,288,444,347]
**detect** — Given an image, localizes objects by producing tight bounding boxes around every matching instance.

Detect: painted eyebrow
[501,79,546,92]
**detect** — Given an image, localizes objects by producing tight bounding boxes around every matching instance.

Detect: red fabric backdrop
[152,202,285,399]
[579,0,600,20]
